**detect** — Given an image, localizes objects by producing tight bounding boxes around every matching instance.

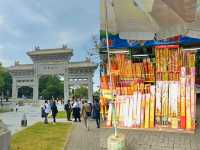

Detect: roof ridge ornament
[34,46,40,51]
[15,60,20,66]
[62,44,68,49]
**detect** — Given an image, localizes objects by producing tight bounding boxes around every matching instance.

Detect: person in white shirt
[42,100,51,124]
[72,100,81,122]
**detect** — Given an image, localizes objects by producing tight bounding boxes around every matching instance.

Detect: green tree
[0,63,12,97]
[73,86,88,99]
[39,75,64,100]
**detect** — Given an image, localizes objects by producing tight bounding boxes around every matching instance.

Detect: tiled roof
[8,61,97,71]
[27,48,73,56]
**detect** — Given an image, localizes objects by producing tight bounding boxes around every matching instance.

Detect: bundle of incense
[169,81,179,128]
[100,97,104,120]
[100,96,106,114]
[136,91,142,127]
[140,93,146,128]
[116,54,125,78]
[180,67,186,129]
[155,81,162,126]
[100,75,109,89]
[144,85,150,128]
[132,92,138,127]
[148,59,155,81]
[143,58,154,81]
[190,67,196,130]
[116,87,121,95]
[110,56,119,75]
[149,85,155,128]
[106,102,113,127]
[186,75,192,130]
[156,48,161,73]
[124,60,133,79]
[161,81,169,125]
[125,96,134,128]
[124,96,130,127]
[163,48,169,81]
[118,97,124,126]
[115,96,120,125]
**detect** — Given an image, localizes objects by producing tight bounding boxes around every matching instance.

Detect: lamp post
[104,0,126,149]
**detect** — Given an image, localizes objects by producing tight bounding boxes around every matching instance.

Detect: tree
[0,63,12,97]
[73,86,88,99]
[39,75,64,100]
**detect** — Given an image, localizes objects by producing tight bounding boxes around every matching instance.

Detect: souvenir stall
[100,0,200,133]
[100,45,196,132]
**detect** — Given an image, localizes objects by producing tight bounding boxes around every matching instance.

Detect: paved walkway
[0,103,65,134]
[66,106,200,150]
[0,104,42,134]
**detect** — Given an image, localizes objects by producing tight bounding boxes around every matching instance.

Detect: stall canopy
[100,0,200,48]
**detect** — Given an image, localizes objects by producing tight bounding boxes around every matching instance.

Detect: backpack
[41,106,45,118]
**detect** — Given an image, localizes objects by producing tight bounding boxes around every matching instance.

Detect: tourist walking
[15,103,19,112]
[73,100,81,122]
[93,100,100,128]
[51,101,58,124]
[42,100,51,124]
[81,100,91,130]
[64,100,72,121]
[78,99,82,122]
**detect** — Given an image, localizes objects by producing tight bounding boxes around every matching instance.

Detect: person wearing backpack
[81,100,91,130]
[64,100,72,121]
[51,101,58,124]
[93,99,100,128]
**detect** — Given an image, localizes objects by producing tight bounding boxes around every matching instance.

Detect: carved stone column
[88,73,93,103]
[33,64,39,101]
[64,61,69,103]
[12,77,17,100]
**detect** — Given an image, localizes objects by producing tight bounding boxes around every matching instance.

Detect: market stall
[100,45,196,132]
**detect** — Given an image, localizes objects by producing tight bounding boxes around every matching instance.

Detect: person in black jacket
[93,99,100,128]
[64,100,72,121]
[51,101,58,124]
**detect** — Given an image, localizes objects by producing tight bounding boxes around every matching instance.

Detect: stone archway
[8,47,97,103]
[17,86,33,99]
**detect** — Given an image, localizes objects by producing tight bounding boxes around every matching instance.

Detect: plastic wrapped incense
[149,85,155,128]
[124,96,130,127]
[161,81,169,125]
[118,97,124,126]
[140,93,146,128]
[128,96,134,127]
[186,75,192,130]
[101,75,110,89]
[155,81,162,126]
[180,67,186,129]
[106,102,113,127]
[169,81,179,128]
[190,67,196,130]
[144,92,150,128]
[132,93,137,127]
[136,92,142,127]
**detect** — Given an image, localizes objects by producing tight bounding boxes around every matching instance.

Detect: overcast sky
[0,0,99,90]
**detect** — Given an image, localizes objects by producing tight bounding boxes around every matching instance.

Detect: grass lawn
[11,122,73,150]
[49,111,67,119]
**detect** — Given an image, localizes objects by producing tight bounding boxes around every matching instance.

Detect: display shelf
[102,126,195,134]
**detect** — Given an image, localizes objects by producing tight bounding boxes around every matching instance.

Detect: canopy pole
[104,0,118,137]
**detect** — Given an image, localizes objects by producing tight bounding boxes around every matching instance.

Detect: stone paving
[0,102,65,134]
[0,104,42,134]
[66,105,200,150]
